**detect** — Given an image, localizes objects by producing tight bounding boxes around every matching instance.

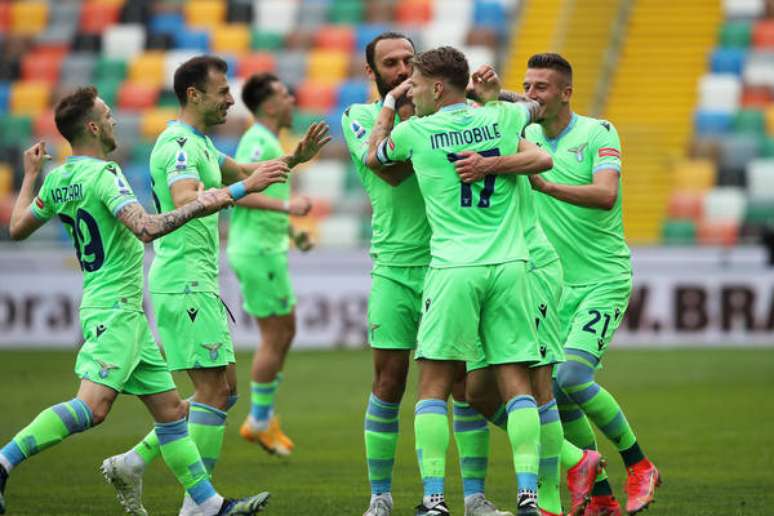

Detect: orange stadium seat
[765,105,774,135]
[307,49,348,85]
[33,110,59,139]
[10,1,47,35]
[295,81,337,112]
[118,82,161,111]
[21,50,65,85]
[672,159,716,193]
[140,108,177,140]
[0,164,13,196]
[667,191,704,221]
[752,19,774,48]
[740,85,773,108]
[314,26,356,52]
[128,52,166,87]
[697,221,739,246]
[80,2,121,33]
[395,0,433,24]
[0,3,10,32]
[184,0,226,30]
[10,81,50,117]
[212,24,250,53]
[238,53,277,78]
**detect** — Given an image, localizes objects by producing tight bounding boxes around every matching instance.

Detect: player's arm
[454,139,553,183]
[365,80,412,173]
[117,184,233,243]
[9,142,52,241]
[236,194,311,216]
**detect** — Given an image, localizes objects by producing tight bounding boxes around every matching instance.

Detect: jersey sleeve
[157,139,201,186]
[590,120,622,174]
[376,119,413,165]
[341,107,373,165]
[30,173,55,221]
[496,100,532,136]
[96,163,139,216]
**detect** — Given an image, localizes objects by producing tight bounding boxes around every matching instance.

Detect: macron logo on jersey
[598,147,621,159]
[351,120,366,139]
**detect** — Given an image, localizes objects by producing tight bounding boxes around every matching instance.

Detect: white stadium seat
[103,24,146,61]
[698,73,741,113]
[703,187,747,222]
[745,159,774,200]
[723,0,764,18]
[318,215,360,247]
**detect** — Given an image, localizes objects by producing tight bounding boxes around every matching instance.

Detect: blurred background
[0,0,773,348]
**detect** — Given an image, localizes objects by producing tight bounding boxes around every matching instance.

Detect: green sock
[415,399,449,497]
[155,418,220,505]
[487,404,508,431]
[560,439,585,470]
[364,394,400,495]
[538,400,563,515]
[132,429,161,465]
[188,402,227,474]
[505,396,540,495]
[0,399,93,470]
[452,401,489,498]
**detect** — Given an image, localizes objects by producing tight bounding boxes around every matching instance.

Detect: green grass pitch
[1,348,773,515]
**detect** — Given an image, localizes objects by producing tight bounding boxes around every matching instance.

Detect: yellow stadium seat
[212,24,250,54]
[672,159,716,193]
[0,164,12,196]
[307,49,348,85]
[10,81,50,117]
[765,105,774,136]
[140,108,178,140]
[11,1,47,35]
[128,52,166,87]
[184,0,225,30]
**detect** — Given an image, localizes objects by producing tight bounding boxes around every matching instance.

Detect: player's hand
[388,78,412,102]
[292,121,332,165]
[293,228,314,252]
[470,65,501,104]
[23,141,52,176]
[287,196,312,216]
[529,174,550,193]
[244,159,289,193]
[197,183,233,211]
[454,151,495,183]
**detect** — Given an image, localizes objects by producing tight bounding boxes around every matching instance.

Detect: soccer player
[342,34,511,516]
[0,86,287,515]
[227,73,318,456]
[475,53,661,515]
[366,46,554,516]
[101,56,329,515]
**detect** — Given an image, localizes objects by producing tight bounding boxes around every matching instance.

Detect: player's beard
[374,70,409,100]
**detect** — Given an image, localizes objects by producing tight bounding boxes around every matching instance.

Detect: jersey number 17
[447,148,500,208]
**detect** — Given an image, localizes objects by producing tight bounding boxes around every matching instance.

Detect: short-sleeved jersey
[525,113,631,285]
[342,101,431,266]
[31,156,143,310]
[227,122,288,255]
[517,174,558,268]
[378,101,532,268]
[148,120,226,294]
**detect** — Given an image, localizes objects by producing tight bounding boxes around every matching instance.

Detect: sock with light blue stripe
[0,398,93,472]
[538,400,563,514]
[364,394,400,495]
[415,399,449,498]
[505,395,540,497]
[487,404,508,431]
[250,379,278,428]
[452,401,489,498]
[188,402,227,475]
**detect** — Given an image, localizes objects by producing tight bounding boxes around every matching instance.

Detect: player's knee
[555,361,593,391]
[373,373,406,402]
[89,404,110,426]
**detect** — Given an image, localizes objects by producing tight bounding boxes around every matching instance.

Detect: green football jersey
[31,156,143,310]
[525,113,631,285]
[379,101,532,268]
[517,174,558,268]
[148,120,226,294]
[227,122,288,255]
[341,101,431,266]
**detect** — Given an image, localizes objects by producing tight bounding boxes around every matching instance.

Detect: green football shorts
[228,251,296,318]
[559,275,632,360]
[75,308,175,396]
[151,291,236,371]
[368,264,427,350]
[417,261,540,365]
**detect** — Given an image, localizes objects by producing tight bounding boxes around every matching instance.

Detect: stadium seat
[734,108,765,133]
[212,24,250,53]
[337,80,370,108]
[710,48,746,75]
[296,81,337,113]
[307,49,349,85]
[0,114,33,147]
[765,105,774,135]
[473,0,508,35]
[174,28,210,52]
[33,110,59,139]
[128,52,166,86]
[238,53,277,78]
[328,0,364,24]
[314,25,356,52]
[227,1,253,23]
[103,24,146,61]
[164,51,200,89]
[694,110,733,135]
[460,45,496,75]
[120,1,150,25]
[740,85,772,108]
[114,110,142,148]
[60,53,97,88]
[298,0,330,27]
[275,51,308,89]
[72,31,102,53]
[661,219,697,245]
[744,198,774,225]
[356,24,391,52]
[703,187,747,222]
[184,0,226,29]
[724,0,764,18]
[759,136,774,157]
[292,110,324,135]
[80,2,121,34]
[297,159,346,202]
[118,82,160,112]
[21,51,64,85]
[0,163,12,197]
[718,20,752,48]
[718,135,759,177]
[698,74,741,113]
[668,191,704,221]
[37,24,77,47]
[752,19,774,48]
[395,0,433,24]
[697,220,739,245]
[0,3,9,32]
[94,78,122,108]
[149,12,185,35]
[0,82,10,114]
[94,56,127,81]
[255,0,299,35]
[745,159,774,199]
[742,51,774,87]
[10,81,49,117]
[673,159,717,192]
[423,20,467,49]
[140,108,178,140]
[146,33,174,51]
[130,139,156,164]
[10,1,47,35]
[251,30,284,51]
[318,215,360,247]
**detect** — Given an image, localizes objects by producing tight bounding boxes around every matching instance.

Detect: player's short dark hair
[242,73,281,114]
[365,31,416,71]
[412,46,469,92]
[54,86,98,144]
[173,55,228,106]
[527,53,573,84]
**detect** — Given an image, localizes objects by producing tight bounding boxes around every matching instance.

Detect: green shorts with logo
[466,259,565,372]
[368,264,427,350]
[75,308,175,396]
[560,276,632,360]
[417,261,540,365]
[151,291,235,371]
[228,251,296,318]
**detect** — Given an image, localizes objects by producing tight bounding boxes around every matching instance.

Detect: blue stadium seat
[211,136,239,158]
[174,29,210,51]
[356,24,390,52]
[326,108,345,139]
[150,12,185,34]
[710,48,746,75]
[0,82,10,115]
[337,79,369,109]
[219,54,238,79]
[474,0,508,34]
[694,110,733,135]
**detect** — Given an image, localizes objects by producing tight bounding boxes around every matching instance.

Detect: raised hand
[287,196,312,216]
[245,159,290,193]
[292,121,332,165]
[197,183,233,212]
[469,64,501,104]
[23,141,52,176]
[454,151,495,183]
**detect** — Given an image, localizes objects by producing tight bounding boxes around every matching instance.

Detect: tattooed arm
[365,80,412,172]
[117,186,232,243]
